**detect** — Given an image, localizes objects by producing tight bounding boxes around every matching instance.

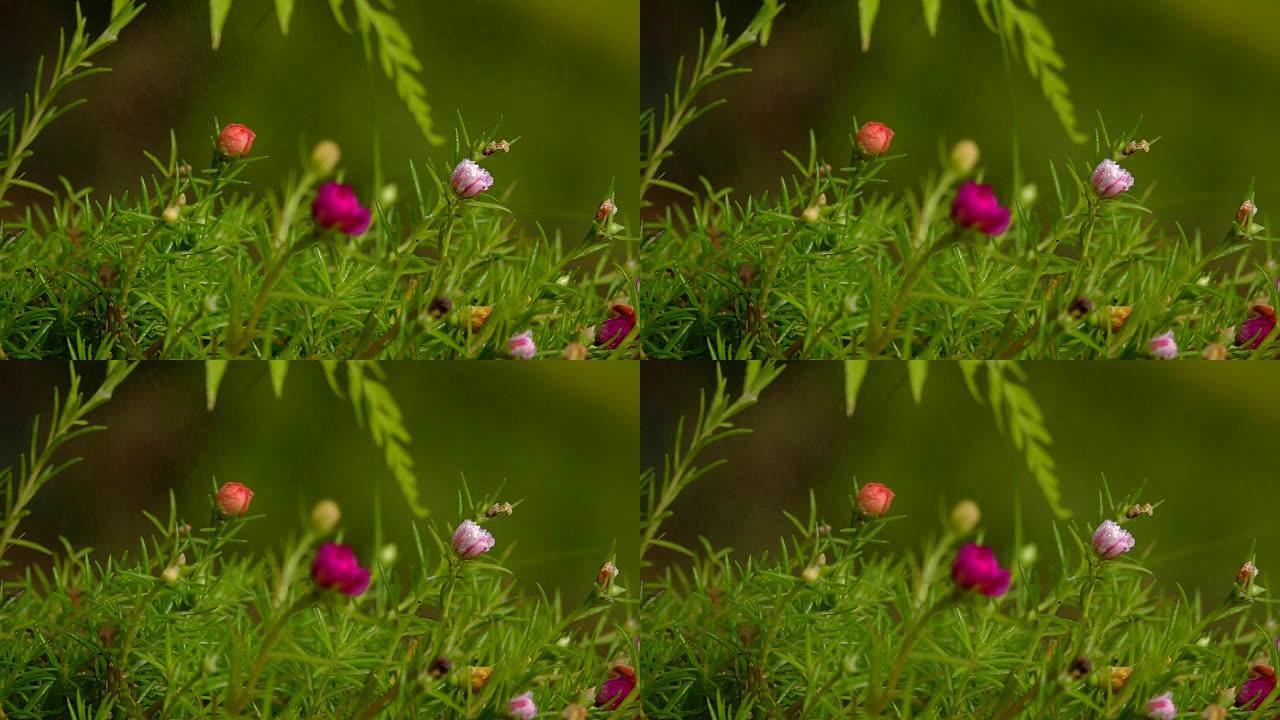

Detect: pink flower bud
[1091,520,1135,560]
[855,121,894,157]
[1148,331,1178,360]
[214,482,254,517]
[507,691,537,720]
[1091,159,1134,199]
[508,330,537,360]
[951,543,1011,597]
[595,664,636,710]
[451,519,495,560]
[216,123,256,158]
[311,542,371,596]
[1238,200,1258,225]
[596,198,618,222]
[1146,691,1176,720]
[450,159,493,199]
[1235,304,1276,349]
[854,482,895,518]
[951,182,1011,236]
[312,182,372,236]
[594,303,637,350]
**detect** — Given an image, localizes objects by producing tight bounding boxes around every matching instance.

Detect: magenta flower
[1236,304,1277,349]
[1148,331,1178,360]
[595,665,637,710]
[507,691,537,720]
[594,303,637,350]
[311,542,371,596]
[1237,671,1277,710]
[451,159,493,199]
[312,182,372,236]
[951,543,1011,597]
[1091,520,1135,560]
[451,519,495,560]
[1091,159,1134,199]
[951,182,1011,236]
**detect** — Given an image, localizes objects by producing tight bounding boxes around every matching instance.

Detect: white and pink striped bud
[451,519,495,560]
[1091,159,1134,199]
[450,159,493,199]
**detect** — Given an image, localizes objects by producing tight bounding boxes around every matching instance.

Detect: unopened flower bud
[485,502,514,518]
[801,206,820,223]
[1238,561,1259,586]
[949,500,981,536]
[1068,656,1092,680]
[466,305,493,332]
[1107,305,1133,332]
[1122,139,1150,156]
[508,330,537,360]
[1147,691,1176,720]
[507,691,537,719]
[854,482,895,518]
[216,123,256,159]
[310,499,341,535]
[310,140,341,177]
[1124,503,1154,519]
[801,566,820,583]
[451,519,495,560]
[482,139,511,156]
[1091,159,1134,199]
[1105,666,1133,692]
[162,206,180,224]
[378,543,398,566]
[1237,200,1258,225]
[1067,296,1093,320]
[950,139,980,176]
[203,655,219,674]
[1149,330,1178,360]
[450,159,493,199]
[161,566,180,584]
[214,482,254,517]
[465,665,493,692]
[428,655,453,678]
[1202,342,1228,360]
[562,342,588,360]
[1091,520,1135,560]
[596,199,618,222]
[427,296,453,320]
[562,703,588,720]
[597,560,618,587]
[1201,703,1227,720]
[855,121,895,157]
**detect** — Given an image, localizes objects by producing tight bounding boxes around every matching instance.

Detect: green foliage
[207,0,441,145]
[0,367,634,719]
[640,94,1275,358]
[641,375,1268,719]
[856,0,1084,143]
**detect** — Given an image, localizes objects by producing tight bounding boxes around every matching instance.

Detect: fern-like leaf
[982,0,1086,143]
[345,0,443,146]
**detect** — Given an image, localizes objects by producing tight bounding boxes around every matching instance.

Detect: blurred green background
[643,361,1280,596]
[1,0,638,235]
[0,361,639,599]
[642,0,1277,236]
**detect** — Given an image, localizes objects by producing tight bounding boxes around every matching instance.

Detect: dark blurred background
[1,0,638,233]
[643,361,1279,596]
[642,0,1279,236]
[0,362,638,599]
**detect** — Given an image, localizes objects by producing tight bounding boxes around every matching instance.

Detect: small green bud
[309,140,342,178]
[950,139,980,176]
[310,499,341,535]
[949,499,981,536]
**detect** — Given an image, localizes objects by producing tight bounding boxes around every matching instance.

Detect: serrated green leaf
[858,0,881,51]
[843,360,870,417]
[209,0,234,49]
[205,360,228,411]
